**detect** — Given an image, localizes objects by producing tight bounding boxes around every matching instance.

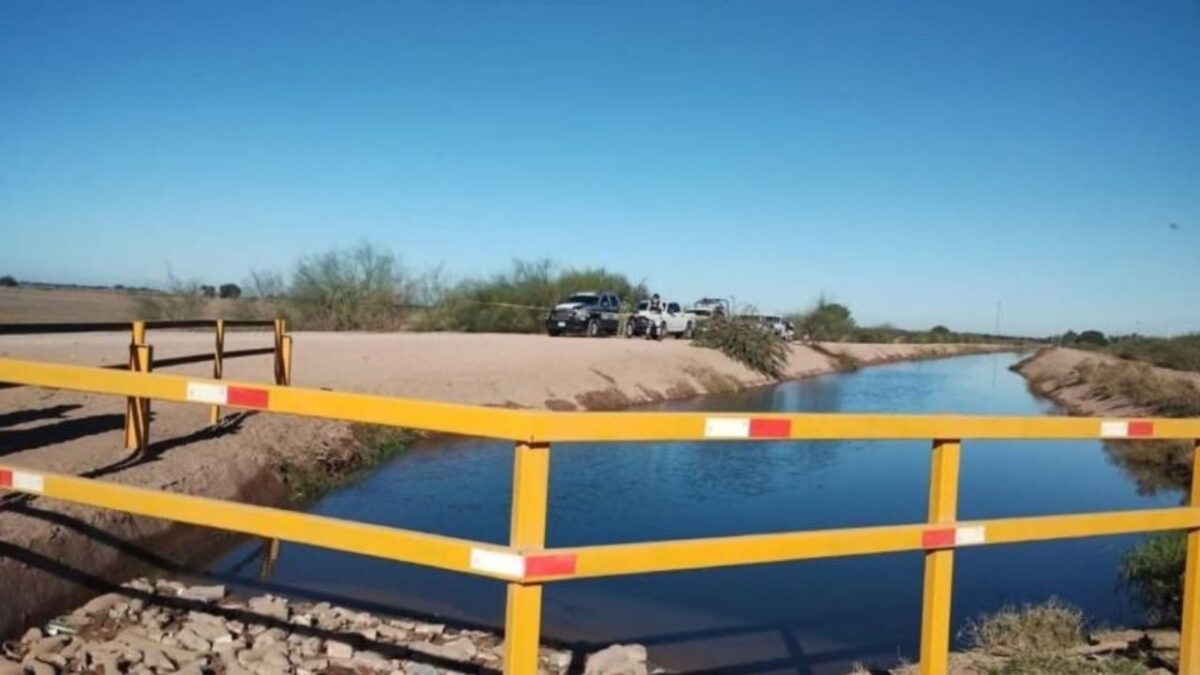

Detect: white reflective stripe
[955,525,986,546]
[469,548,524,578]
[12,471,44,493]
[704,418,750,438]
[186,383,228,405]
[1100,421,1129,438]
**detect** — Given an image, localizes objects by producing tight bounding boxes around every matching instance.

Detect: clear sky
[1,1,1197,336]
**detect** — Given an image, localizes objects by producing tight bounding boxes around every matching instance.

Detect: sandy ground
[0,331,1002,640]
[1013,346,1200,417]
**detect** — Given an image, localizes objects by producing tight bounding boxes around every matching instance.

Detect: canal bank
[209,351,1178,674]
[0,335,1005,642]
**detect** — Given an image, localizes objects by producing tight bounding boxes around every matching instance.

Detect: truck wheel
[624,319,636,338]
[548,330,561,337]
[680,322,693,339]
[656,321,667,341]
[586,319,599,337]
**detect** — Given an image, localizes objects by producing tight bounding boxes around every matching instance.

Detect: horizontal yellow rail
[534,506,1200,580]
[0,464,520,581]
[0,357,534,441]
[3,463,1197,586]
[532,411,1200,442]
[3,356,1199,442]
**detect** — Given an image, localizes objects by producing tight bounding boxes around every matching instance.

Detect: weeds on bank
[807,343,863,371]
[1073,360,1200,417]
[963,598,1086,655]
[278,424,422,502]
[1108,334,1200,374]
[962,599,1150,675]
[692,317,789,378]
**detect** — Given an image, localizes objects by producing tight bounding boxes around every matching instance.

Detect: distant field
[0,287,240,323]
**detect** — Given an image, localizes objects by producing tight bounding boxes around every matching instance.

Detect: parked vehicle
[761,315,795,341]
[738,314,795,341]
[545,292,621,337]
[691,297,731,320]
[626,299,694,340]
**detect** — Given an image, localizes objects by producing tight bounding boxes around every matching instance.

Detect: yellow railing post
[919,438,961,675]
[1178,440,1200,674]
[126,343,153,451]
[281,333,293,386]
[124,321,147,449]
[504,441,550,675]
[273,318,286,385]
[209,319,225,425]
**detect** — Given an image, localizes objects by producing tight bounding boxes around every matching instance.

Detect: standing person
[648,293,663,313]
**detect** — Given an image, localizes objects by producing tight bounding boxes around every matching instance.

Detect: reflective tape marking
[1128,421,1155,437]
[704,418,751,438]
[0,469,44,494]
[922,528,956,549]
[186,383,227,405]
[525,554,577,578]
[227,386,270,409]
[922,526,986,549]
[1101,420,1155,438]
[469,548,524,578]
[749,418,792,438]
[955,525,986,546]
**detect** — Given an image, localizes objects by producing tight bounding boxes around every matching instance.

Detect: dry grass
[1073,360,1200,417]
[961,600,1151,675]
[963,598,1086,656]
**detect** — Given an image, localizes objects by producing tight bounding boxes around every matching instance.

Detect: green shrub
[0,275,17,287]
[426,259,647,333]
[288,243,413,330]
[1120,531,1186,626]
[793,296,856,342]
[693,316,789,378]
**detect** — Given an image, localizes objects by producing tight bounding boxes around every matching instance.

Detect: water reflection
[213,352,1182,674]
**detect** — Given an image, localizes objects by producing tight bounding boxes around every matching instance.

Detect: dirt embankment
[0,332,1007,640]
[1012,346,1200,417]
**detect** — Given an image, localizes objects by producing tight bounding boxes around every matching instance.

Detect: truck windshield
[565,294,599,305]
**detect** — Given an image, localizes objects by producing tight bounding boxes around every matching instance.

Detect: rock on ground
[2,578,654,675]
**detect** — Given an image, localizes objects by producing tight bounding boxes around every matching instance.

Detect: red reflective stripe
[227,386,270,409]
[0,469,11,487]
[922,529,956,549]
[749,418,792,438]
[524,554,577,577]
[1128,421,1154,437]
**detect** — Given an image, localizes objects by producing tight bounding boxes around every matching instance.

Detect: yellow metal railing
[1,356,1200,674]
[0,318,291,449]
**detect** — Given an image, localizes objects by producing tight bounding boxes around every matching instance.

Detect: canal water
[214,352,1180,673]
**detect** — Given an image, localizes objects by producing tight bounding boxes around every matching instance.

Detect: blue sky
[1,1,1197,336]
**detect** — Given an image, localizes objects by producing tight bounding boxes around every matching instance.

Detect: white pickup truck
[625,299,695,340]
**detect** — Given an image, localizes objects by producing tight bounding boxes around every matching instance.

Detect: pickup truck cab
[546,292,621,337]
[626,299,694,340]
